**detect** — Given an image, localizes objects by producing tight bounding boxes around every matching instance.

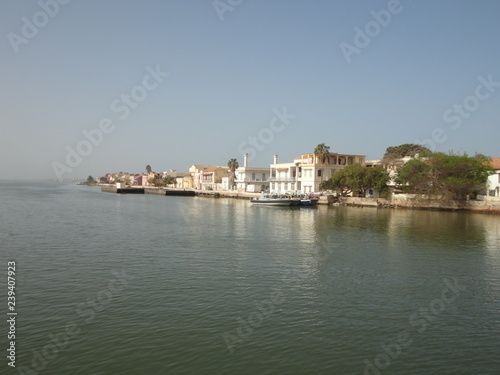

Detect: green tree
[314,143,331,164]
[227,158,239,189]
[146,165,152,174]
[163,175,175,186]
[321,164,389,196]
[396,152,494,199]
[383,143,432,159]
[86,175,95,185]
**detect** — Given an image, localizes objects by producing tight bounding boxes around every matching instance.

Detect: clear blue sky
[1,0,500,180]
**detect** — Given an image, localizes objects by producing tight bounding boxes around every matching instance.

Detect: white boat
[251,193,300,206]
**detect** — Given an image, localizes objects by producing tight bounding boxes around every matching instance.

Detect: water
[1,181,499,374]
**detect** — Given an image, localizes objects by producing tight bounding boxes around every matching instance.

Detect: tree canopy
[163,175,175,186]
[320,164,389,196]
[396,152,494,199]
[383,144,431,159]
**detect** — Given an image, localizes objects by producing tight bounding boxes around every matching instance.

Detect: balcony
[269,177,296,182]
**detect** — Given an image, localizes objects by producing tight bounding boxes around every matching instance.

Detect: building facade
[270,152,366,193]
[232,153,270,192]
[487,158,500,197]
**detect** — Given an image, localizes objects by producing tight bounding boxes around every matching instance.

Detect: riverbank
[338,194,500,214]
[98,185,500,213]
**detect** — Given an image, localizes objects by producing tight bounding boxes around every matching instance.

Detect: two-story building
[231,153,270,192]
[270,152,366,193]
[189,165,231,190]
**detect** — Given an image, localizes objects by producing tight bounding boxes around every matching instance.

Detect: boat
[289,193,319,206]
[251,193,300,206]
[299,197,319,206]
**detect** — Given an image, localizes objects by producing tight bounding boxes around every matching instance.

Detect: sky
[1,0,500,180]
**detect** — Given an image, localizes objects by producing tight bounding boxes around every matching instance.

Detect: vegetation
[163,175,175,186]
[86,175,96,185]
[320,164,390,196]
[227,158,239,189]
[383,143,432,159]
[396,152,494,200]
[146,165,152,174]
[314,143,331,164]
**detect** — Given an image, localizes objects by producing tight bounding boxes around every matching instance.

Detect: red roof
[489,157,500,170]
[276,167,289,171]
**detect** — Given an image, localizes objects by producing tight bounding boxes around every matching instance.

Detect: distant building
[175,173,193,189]
[232,153,270,192]
[189,165,230,190]
[487,158,500,197]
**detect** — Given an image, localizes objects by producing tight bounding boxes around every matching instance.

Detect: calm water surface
[0,181,499,374]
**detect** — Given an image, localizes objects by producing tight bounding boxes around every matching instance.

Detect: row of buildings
[102,151,500,197]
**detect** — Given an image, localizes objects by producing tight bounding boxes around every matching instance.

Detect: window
[252,173,256,180]
[262,174,266,181]
[317,169,322,177]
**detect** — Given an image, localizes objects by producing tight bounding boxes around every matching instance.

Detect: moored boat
[251,193,300,206]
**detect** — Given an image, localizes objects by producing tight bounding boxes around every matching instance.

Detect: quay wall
[340,194,500,213]
[99,185,500,213]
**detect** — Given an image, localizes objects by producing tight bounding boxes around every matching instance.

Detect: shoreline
[97,185,500,214]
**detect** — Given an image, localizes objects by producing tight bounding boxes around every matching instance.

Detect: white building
[487,157,500,197]
[232,154,270,192]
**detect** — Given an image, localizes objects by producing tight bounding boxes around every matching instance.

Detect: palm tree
[227,158,239,190]
[146,165,152,174]
[314,143,331,164]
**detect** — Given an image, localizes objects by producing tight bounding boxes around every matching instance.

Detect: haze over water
[1,181,499,374]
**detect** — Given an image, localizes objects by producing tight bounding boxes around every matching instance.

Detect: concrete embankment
[338,194,500,214]
[100,186,260,199]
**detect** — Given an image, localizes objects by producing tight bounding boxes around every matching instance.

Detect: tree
[396,152,494,200]
[227,158,239,189]
[383,143,432,159]
[314,143,331,164]
[146,165,152,174]
[163,175,175,186]
[147,177,156,186]
[86,175,96,185]
[320,164,389,196]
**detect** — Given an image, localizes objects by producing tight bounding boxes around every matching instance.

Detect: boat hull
[251,199,299,206]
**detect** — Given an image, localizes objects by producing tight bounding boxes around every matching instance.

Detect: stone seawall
[338,194,500,213]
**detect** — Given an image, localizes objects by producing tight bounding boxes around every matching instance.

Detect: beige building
[270,152,366,193]
[175,173,194,189]
[189,165,230,190]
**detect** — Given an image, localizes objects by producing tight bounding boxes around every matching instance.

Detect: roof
[489,157,500,170]
[276,167,289,171]
[203,167,219,172]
